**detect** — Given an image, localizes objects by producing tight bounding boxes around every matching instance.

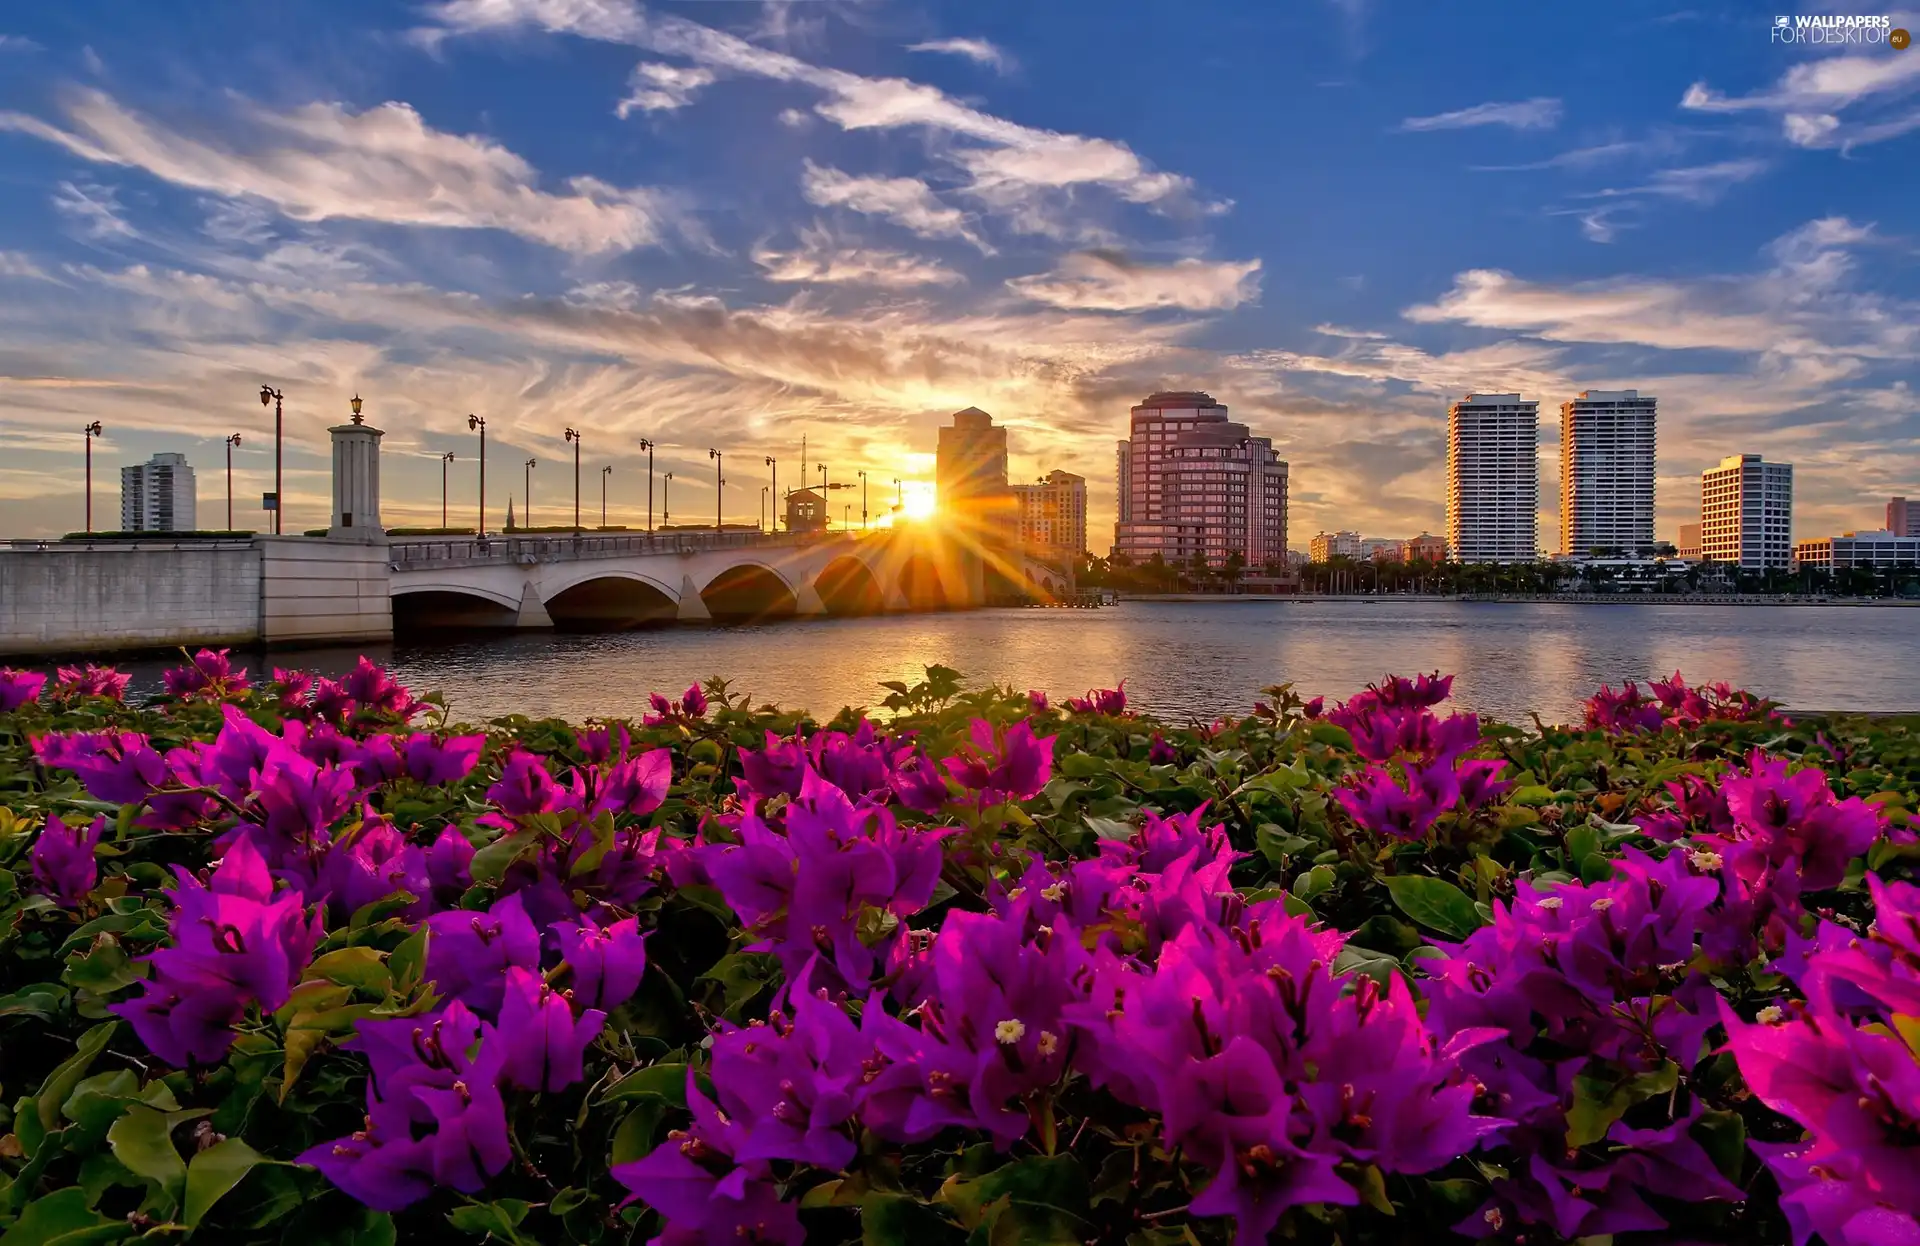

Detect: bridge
[389,528,1076,630]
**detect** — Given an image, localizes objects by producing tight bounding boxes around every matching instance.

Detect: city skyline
[0,2,1913,541]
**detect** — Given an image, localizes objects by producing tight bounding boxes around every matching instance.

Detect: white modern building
[120,452,197,533]
[1309,530,1363,562]
[1446,393,1538,563]
[1559,390,1657,557]
[1700,454,1793,570]
[1793,531,1920,571]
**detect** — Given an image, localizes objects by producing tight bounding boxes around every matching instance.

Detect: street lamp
[225,434,243,530]
[760,485,769,532]
[709,449,724,531]
[524,458,536,529]
[638,438,655,532]
[467,415,486,535]
[662,471,672,527]
[601,465,612,528]
[893,477,903,512]
[257,386,283,534]
[564,428,582,532]
[817,463,828,526]
[764,456,777,531]
[83,421,103,533]
[858,469,868,531]
[440,451,455,529]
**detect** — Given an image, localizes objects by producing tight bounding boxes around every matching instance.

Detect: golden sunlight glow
[902,480,937,519]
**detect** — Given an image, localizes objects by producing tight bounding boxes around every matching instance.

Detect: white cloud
[1585,158,1770,205]
[1682,49,1920,149]
[753,225,962,288]
[417,0,1213,221]
[0,87,672,254]
[907,37,1013,74]
[52,180,137,240]
[0,252,49,280]
[615,62,716,116]
[0,34,43,52]
[800,161,991,252]
[1399,97,1563,132]
[1008,251,1262,313]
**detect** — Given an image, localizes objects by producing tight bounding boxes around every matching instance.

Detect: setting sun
[901,480,937,520]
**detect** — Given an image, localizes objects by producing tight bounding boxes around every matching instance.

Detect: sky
[0,0,1914,546]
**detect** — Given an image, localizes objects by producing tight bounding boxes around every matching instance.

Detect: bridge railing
[388,529,861,568]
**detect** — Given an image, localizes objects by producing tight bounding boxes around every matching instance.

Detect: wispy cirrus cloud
[907,37,1014,74]
[616,62,716,116]
[800,161,992,253]
[0,87,675,253]
[51,179,138,240]
[752,224,962,288]
[1008,250,1262,313]
[1682,46,1920,150]
[1398,97,1563,132]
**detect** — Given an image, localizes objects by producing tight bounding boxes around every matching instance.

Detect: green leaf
[184,1137,268,1226]
[547,1188,591,1219]
[36,1022,118,1131]
[0,984,70,1022]
[610,1102,666,1166]
[388,926,429,994]
[1384,876,1485,940]
[1290,864,1335,902]
[1694,1109,1748,1182]
[305,946,391,995]
[105,1106,185,1204]
[469,829,535,885]
[1082,816,1135,841]
[603,1063,689,1106]
[862,1192,959,1246]
[1510,785,1558,806]
[1059,755,1109,779]
[447,1199,532,1244]
[0,1187,131,1246]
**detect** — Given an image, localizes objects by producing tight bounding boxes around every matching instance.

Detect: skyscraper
[1112,391,1287,568]
[1559,389,1657,556]
[935,407,1009,505]
[1889,497,1918,538]
[1012,470,1087,556]
[1446,393,1538,564]
[120,451,197,532]
[935,407,1018,597]
[1700,454,1793,570]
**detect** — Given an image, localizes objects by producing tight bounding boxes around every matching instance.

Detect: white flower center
[994,1018,1027,1045]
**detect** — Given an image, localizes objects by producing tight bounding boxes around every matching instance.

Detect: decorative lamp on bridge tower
[329,394,386,542]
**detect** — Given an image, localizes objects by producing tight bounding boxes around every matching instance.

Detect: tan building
[1559,390,1657,557]
[1677,522,1702,561]
[1309,530,1363,562]
[1447,393,1538,563]
[1404,532,1447,562]
[1013,470,1087,556]
[1701,454,1792,570]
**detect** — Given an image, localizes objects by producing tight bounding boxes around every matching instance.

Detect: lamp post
[564,428,581,533]
[764,456,777,531]
[817,463,828,526]
[662,471,672,527]
[257,386,283,533]
[440,452,455,529]
[760,485,768,532]
[638,438,654,532]
[467,415,486,535]
[524,458,536,529]
[708,449,724,531]
[844,503,851,530]
[601,465,612,528]
[225,434,242,531]
[83,421,103,533]
[858,469,868,531]
[893,477,903,511]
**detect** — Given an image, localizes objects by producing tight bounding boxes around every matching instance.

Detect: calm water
[98,600,1920,725]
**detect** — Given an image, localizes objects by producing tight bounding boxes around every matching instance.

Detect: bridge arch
[897,554,950,611]
[701,563,798,621]
[541,571,680,628]
[392,583,521,631]
[814,555,886,615]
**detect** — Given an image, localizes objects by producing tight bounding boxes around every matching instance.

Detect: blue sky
[0,0,1914,544]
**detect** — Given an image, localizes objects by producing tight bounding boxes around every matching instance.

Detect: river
[86,600,1920,725]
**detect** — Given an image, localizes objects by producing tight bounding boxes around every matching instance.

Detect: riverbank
[1119,591,1920,606]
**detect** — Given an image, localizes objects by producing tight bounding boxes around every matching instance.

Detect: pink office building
[1113,391,1288,568]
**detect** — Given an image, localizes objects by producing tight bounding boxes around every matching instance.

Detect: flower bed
[2,655,1918,1245]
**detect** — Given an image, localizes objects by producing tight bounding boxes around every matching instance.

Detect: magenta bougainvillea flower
[424,892,542,1016]
[52,663,130,701]
[941,718,1056,803]
[163,648,251,700]
[0,666,48,712]
[29,812,103,907]
[553,914,649,1012]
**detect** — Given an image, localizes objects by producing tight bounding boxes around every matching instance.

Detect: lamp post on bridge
[564,428,582,533]
[764,456,777,531]
[524,458,536,529]
[638,438,654,532]
[760,486,768,533]
[467,415,486,535]
[708,449,724,531]
[225,433,242,531]
[440,451,454,529]
[893,477,902,513]
[858,469,868,531]
[662,471,672,527]
[257,386,283,534]
[602,465,612,528]
[817,463,828,526]
[83,421,103,533]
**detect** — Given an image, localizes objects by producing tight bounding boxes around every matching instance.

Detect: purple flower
[427,826,475,903]
[1065,683,1128,715]
[424,892,542,1016]
[740,731,807,801]
[114,837,324,1067]
[681,682,709,718]
[575,722,630,765]
[1147,733,1180,766]
[593,747,671,818]
[887,749,951,814]
[33,729,168,805]
[300,1128,436,1212]
[404,733,486,786]
[0,667,47,712]
[1455,758,1513,810]
[706,990,866,1170]
[1027,689,1049,712]
[342,657,417,720]
[270,667,315,713]
[162,648,250,700]
[494,966,605,1092]
[941,718,1055,803]
[316,813,432,922]
[610,1085,804,1245]
[487,749,562,818]
[53,663,130,701]
[553,914,649,1012]
[1334,762,1454,840]
[29,813,103,907]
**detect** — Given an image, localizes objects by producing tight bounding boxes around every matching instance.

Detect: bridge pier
[793,581,828,616]
[675,574,711,622]
[514,582,554,630]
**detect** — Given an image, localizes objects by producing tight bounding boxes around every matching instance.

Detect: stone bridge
[388,529,1075,630]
